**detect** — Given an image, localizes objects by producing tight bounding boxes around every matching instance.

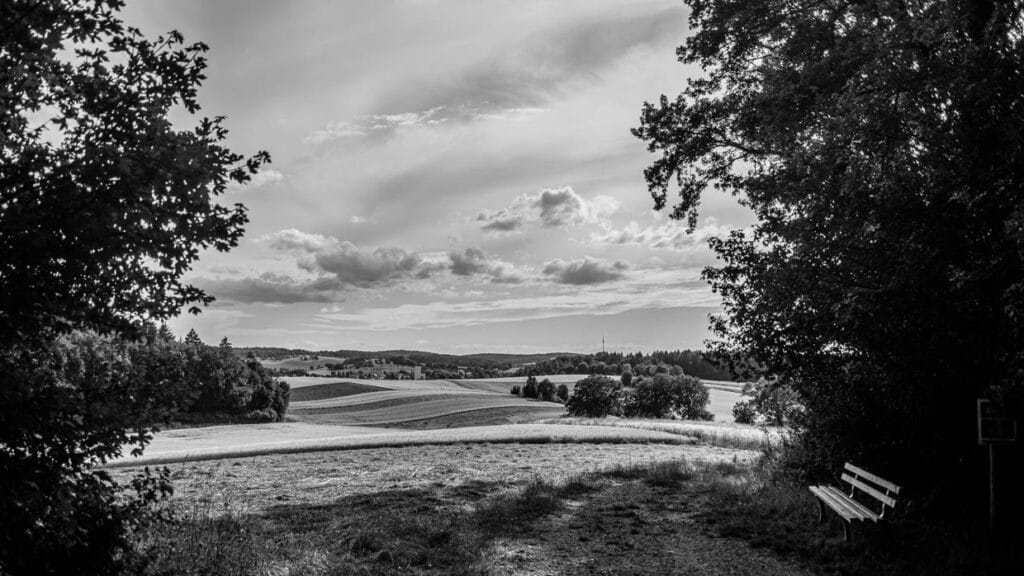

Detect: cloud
[542,256,628,285]
[228,169,283,192]
[476,209,524,233]
[304,107,446,144]
[263,229,340,253]
[591,218,733,252]
[449,247,489,276]
[200,273,342,303]
[376,6,683,120]
[477,186,618,234]
[448,248,525,284]
[301,242,441,287]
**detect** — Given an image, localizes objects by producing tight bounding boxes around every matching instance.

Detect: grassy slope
[107,423,699,467]
[289,381,390,402]
[126,447,1018,575]
[123,447,809,576]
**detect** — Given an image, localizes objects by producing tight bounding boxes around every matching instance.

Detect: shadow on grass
[133,459,695,575]
[135,473,604,575]
[134,456,1018,575]
[686,470,1023,576]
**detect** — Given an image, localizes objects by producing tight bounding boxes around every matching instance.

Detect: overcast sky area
[123,0,753,354]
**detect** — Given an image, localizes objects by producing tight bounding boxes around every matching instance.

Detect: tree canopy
[635,0,1024,494]
[1,1,268,572]
[1,0,268,347]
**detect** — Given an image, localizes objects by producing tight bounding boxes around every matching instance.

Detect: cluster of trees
[522,349,733,381]
[635,0,1024,517]
[564,374,712,421]
[510,376,569,403]
[177,330,290,422]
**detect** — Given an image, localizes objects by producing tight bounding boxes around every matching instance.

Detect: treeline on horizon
[234,346,736,381]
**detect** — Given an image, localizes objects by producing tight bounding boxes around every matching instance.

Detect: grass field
[109,375,745,467]
[113,446,813,575]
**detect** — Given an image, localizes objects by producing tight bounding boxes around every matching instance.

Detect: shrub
[522,379,538,399]
[556,383,570,403]
[537,379,556,402]
[565,376,622,417]
[246,408,278,422]
[742,378,802,426]
[511,385,521,395]
[732,400,756,424]
[623,373,712,420]
[621,371,633,387]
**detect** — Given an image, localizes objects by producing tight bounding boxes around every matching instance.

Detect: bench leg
[843,521,851,542]
[816,498,826,524]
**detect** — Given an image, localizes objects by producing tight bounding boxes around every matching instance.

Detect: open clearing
[112,443,814,575]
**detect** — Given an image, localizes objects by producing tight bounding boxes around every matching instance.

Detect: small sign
[978,399,1017,445]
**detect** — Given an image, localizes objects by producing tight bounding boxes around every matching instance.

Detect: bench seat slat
[844,463,900,494]
[810,485,877,522]
[841,473,896,508]
[814,487,862,521]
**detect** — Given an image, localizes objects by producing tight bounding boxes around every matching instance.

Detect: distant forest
[235,347,736,381]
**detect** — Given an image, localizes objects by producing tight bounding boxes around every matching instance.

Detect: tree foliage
[565,375,622,418]
[1,1,269,572]
[537,378,556,402]
[623,373,712,420]
[634,0,1024,492]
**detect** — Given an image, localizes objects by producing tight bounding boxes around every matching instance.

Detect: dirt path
[486,477,813,576]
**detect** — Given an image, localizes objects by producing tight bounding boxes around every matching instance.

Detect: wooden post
[989,443,995,530]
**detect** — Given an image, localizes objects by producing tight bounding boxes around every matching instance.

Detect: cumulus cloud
[591,218,733,252]
[476,209,524,233]
[542,256,628,285]
[303,242,432,288]
[448,248,525,284]
[199,272,341,303]
[477,186,618,234]
[263,228,340,253]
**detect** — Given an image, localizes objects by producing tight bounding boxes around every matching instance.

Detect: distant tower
[602,335,605,354]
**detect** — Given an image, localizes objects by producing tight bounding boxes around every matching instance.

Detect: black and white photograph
[2,1,1022,574]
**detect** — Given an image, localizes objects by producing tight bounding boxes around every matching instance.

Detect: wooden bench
[808,462,900,541]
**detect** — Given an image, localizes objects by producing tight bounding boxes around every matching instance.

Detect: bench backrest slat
[844,462,901,494]
[841,473,897,508]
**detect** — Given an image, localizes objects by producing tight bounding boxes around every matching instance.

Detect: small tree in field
[556,383,570,403]
[522,376,538,399]
[537,378,556,402]
[511,385,521,396]
[566,375,622,417]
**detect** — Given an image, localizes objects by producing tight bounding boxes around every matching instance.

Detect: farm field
[111,375,746,467]
[259,355,346,371]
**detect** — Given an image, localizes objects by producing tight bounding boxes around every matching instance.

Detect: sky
[121,0,753,354]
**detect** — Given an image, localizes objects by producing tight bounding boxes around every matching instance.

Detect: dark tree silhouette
[1,1,269,572]
[634,0,1024,500]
